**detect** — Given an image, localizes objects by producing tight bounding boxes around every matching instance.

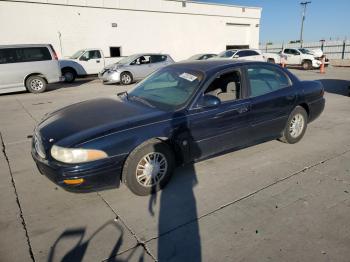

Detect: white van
[0,44,63,94]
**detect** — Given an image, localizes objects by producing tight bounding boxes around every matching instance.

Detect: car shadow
[47,220,141,262]
[317,79,350,97]
[47,78,97,92]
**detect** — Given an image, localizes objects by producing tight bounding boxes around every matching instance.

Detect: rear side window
[151,55,167,63]
[247,66,291,97]
[0,47,52,64]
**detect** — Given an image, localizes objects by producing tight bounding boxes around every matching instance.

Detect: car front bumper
[99,70,121,84]
[31,145,127,192]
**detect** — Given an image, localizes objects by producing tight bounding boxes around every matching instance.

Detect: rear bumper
[32,148,126,192]
[308,97,325,123]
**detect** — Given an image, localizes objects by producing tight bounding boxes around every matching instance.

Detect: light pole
[299,1,311,48]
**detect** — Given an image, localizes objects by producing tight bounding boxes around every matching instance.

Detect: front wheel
[302,60,312,70]
[62,69,76,83]
[120,72,133,85]
[122,140,175,196]
[279,106,308,144]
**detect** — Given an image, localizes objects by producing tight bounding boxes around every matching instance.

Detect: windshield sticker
[179,72,197,82]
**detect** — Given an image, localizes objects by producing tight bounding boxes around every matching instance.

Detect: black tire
[120,72,133,85]
[302,60,312,70]
[279,106,308,144]
[62,69,76,83]
[267,58,275,64]
[25,75,47,93]
[122,139,175,196]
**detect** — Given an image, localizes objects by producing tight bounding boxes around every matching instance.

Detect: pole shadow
[148,112,202,262]
[48,220,141,262]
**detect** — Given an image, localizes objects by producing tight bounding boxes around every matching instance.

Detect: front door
[187,69,252,160]
[130,55,153,79]
[79,50,104,74]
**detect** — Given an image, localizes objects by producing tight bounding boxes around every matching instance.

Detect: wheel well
[268,58,275,62]
[24,73,47,88]
[302,59,312,64]
[61,67,77,75]
[299,103,310,117]
[121,71,133,77]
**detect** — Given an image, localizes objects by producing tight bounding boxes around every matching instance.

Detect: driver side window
[204,70,241,102]
[131,55,151,65]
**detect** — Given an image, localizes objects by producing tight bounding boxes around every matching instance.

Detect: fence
[259,40,350,60]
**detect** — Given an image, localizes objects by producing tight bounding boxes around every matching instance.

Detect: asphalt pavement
[0,67,349,262]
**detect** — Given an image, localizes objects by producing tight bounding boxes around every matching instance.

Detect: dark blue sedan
[31,60,325,195]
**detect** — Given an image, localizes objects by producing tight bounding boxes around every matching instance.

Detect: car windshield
[128,67,204,111]
[218,50,237,58]
[117,54,142,65]
[70,50,85,59]
[187,54,202,60]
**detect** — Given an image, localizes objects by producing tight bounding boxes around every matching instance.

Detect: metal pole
[58,31,63,57]
[300,1,311,48]
[342,40,346,60]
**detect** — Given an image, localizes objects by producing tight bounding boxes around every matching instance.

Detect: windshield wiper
[129,95,155,108]
[117,91,129,100]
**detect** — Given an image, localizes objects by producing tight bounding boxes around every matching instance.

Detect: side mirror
[200,95,221,108]
[233,55,239,59]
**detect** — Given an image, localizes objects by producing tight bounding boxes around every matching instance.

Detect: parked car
[186,53,217,60]
[98,53,174,85]
[0,44,63,94]
[298,48,330,66]
[59,48,121,83]
[264,48,323,70]
[216,49,265,62]
[31,60,325,195]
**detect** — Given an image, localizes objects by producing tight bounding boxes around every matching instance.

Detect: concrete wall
[0,0,261,61]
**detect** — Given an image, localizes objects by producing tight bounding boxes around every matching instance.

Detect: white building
[0,0,261,61]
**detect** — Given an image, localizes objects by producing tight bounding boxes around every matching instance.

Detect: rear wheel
[279,106,308,144]
[26,76,47,93]
[122,140,175,196]
[302,60,312,70]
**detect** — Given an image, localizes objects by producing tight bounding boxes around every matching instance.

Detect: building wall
[0,0,261,61]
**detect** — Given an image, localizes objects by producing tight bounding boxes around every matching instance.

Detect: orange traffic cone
[320,56,326,74]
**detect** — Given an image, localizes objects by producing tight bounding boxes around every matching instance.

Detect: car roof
[0,44,52,48]
[167,59,266,74]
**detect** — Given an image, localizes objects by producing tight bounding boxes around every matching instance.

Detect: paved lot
[0,67,350,262]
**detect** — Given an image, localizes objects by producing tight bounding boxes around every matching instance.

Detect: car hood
[37,97,166,147]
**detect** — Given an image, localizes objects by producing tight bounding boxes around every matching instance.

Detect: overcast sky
[196,0,350,44]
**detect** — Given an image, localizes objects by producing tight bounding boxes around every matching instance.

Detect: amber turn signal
[63,178,84,185]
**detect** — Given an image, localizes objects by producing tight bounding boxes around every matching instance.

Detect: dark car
[31,60,325,196]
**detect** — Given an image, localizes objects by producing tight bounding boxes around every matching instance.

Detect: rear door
[79,50,104,74]
[150,55,170,71]
[245,64,296,140]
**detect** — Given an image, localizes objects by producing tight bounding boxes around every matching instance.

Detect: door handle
[214,105,250,118]
[96,60,100,63]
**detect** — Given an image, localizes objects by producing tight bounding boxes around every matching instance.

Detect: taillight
[49,44,58,60]
[320,88,324,97]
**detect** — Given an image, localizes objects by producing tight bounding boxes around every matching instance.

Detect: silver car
[99,53,174,85]
[0,44,63,94]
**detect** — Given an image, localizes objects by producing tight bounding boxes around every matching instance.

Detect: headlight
[51,145,108,164]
